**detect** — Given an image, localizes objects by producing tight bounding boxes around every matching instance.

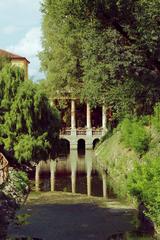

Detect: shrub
[120,118,150,154]
[128,157,160,230]
[152,103,160,132]
[2,169,29,205]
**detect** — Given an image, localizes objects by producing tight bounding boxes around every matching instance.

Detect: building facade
[0,49,30,79]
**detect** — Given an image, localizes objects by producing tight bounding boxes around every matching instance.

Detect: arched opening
[78,139,85,155]
[93,139,100,149]
[58,139,70,156]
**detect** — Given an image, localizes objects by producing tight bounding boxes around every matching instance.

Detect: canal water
[2,149,155,239]
[31,150,154,240]
[34,150,108,197]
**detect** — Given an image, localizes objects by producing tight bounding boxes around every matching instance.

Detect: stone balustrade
[59,99,107,149]
[60,128,103,136]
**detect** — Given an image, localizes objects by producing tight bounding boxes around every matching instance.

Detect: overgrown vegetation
[120,118,150,154]
[128,157,160,231]
[151,103,160,132]
[1,168,29,203]
[96,105,160,231]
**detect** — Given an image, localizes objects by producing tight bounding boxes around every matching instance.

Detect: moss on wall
[96,130,139,201]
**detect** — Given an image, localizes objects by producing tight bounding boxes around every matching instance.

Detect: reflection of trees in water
[107,233,125,239]
[78,139,85,155]
[107,230,154,239]
[0,208,8,239]
[0,192,17,240]
[0,191,43,240]
[58,139,70,156]
[7,237,42,239]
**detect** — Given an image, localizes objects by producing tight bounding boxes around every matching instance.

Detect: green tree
[0,62,60,164]
[0,62,25,123]
[39,0,83,98]
[40,0,160,120]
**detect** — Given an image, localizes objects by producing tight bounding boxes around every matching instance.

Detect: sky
[0,0,44,81]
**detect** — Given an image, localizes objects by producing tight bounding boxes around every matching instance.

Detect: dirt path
[8,191,136,240]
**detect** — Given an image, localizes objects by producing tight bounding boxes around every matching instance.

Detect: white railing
[60,128,103,136]
[92,129,102,135]
[60,128,71,135]
[77,128,86,135]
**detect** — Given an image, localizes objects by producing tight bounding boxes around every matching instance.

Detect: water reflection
[70,150,78,193]
[85,150,92,196]
[34,150,106,197]
[6,150,155,240]
[102,170,107,198]
[50,160,56,192]
[107,232,155,240]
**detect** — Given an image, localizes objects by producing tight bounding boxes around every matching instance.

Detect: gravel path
[8,191,136,240]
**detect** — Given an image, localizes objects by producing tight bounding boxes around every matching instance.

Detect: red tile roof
[0,49,30,63]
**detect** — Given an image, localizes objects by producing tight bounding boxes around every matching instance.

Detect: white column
[85,150,92,196]
[71,171,76,194]
[70,150,77,194]
[102,171,107,198]
[71,99,76,129]
[87,172,91,196]
[35,163,40,192]
[86,103,91,128]
[50,160,56,192]
[102,105,106,129]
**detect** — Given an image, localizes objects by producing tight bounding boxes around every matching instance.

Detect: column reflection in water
[70,150,78,193]
[50,160,56,192]
[35,162,41,192]
[102,171,107,198]
[85,150,93,196]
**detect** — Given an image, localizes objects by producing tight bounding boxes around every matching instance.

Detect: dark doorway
[78,139,85,155]
[58,139,70,156]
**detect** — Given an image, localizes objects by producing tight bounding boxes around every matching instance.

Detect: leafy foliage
[151,103,160,132]
[128,157,160,229]
[9,170,29,193]
[2,168,29,204]
[96,111,160,230]
[0,62,60,163]
[40,0,160,119]
[0,62,25,123]
[96,129,138,199]
[120,118,150,154]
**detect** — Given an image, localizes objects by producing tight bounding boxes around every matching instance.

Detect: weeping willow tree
[0,60,60,164]
[0,60,25,123]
